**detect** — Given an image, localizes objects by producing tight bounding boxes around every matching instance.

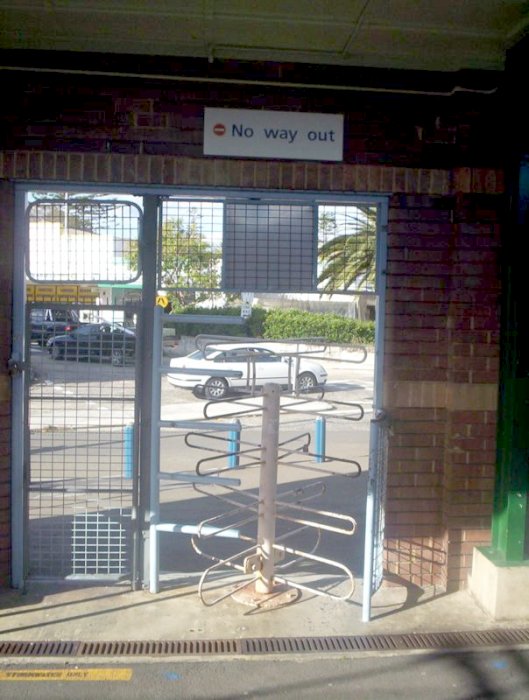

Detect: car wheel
[204,377,228,400]
[51,344,64,361]
[296,371,317,393]
[192,385,205,399]
[111,349,124,366]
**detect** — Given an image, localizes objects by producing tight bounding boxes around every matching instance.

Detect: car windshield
[53,310,76,322]
[189,346,282,362]
[30,309,47,322]
[30,309,79,322]
[188,349,228,360]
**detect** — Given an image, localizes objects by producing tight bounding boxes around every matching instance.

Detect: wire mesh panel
[371,416,388,592]
[27,305,137,579]
[223,202,315,292]
[317,204,378,294]
[27,198,142,283]
[158,199,223,301]
[158,198,380,297]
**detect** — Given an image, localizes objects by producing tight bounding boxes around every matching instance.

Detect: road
[28,344,375,429]
[2,649,529,699]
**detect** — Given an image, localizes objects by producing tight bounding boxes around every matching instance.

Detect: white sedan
[167,344,328,400]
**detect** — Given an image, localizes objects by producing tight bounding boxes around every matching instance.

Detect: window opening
[159,197,379,298]
[27,196,142,284]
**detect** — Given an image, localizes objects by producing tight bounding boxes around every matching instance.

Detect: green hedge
[262,308,375,345]
[166,306,253,337]
[169,306,374,345]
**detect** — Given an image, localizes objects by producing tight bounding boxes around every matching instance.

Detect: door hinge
[7,356,26,376]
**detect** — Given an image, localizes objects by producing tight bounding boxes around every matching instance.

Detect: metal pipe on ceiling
[0,64,498,96]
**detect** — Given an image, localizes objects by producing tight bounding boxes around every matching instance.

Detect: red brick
[287,163,302,189]
[391,486,442,499]
[395,433,439,448]
[394,461,438,474]
[462,529,492,543]
[388,511,443,525]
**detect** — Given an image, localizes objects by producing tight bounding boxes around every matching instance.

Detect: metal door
[19,196,143,583]
[148,194,387,610]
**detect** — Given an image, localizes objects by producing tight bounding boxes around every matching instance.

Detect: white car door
[249,348,290,385]
[215,347,289,388]
[215,348,253,388]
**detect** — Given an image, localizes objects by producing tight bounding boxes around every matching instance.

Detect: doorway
[12,188,387,606]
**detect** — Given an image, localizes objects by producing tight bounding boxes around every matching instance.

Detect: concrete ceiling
[0,0,528,73]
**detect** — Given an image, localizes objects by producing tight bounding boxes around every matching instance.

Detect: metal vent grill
[72,512,129,576]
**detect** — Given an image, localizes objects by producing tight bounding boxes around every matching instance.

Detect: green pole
[490,159,529,563]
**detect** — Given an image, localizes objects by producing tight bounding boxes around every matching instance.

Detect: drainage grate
[78,640,241,656]
[242,630,529,654]
[0,641,80,657]
[1,630,529,658]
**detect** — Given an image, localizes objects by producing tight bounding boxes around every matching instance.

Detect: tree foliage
[317,206,377,293]
[29,192,124,234]
[126,215,222,307]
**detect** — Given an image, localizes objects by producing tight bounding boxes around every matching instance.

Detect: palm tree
[317,205,377,293]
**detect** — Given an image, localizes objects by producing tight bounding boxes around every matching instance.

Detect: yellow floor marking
[0,668,133,681]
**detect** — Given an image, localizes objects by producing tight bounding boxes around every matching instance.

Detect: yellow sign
[0,668,133,681]
[26,284,98,304]
[156,295,169,308]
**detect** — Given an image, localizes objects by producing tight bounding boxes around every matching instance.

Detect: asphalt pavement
[2,649,529,699]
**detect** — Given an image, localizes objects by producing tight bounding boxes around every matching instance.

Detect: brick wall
[1,65,503,167]
[384,188,501,589]
[0,68,505,590]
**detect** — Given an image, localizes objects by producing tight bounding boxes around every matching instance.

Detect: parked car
[30,308,82,346]
[167,344,328,399]
[47,322,136,365]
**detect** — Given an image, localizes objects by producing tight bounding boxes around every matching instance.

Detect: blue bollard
[315,416,326,463]
[227,419,241,469]
[124,423,134,479]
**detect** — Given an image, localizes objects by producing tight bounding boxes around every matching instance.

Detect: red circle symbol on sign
[213,123,226,136]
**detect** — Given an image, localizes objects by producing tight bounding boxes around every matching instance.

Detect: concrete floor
[0,573,524,643]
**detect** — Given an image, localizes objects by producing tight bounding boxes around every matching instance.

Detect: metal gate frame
[11,190,146,587]
[11,187,388,617]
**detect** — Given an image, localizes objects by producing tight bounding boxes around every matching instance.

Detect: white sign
[204,108,343,161]
[240,292,254,318]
